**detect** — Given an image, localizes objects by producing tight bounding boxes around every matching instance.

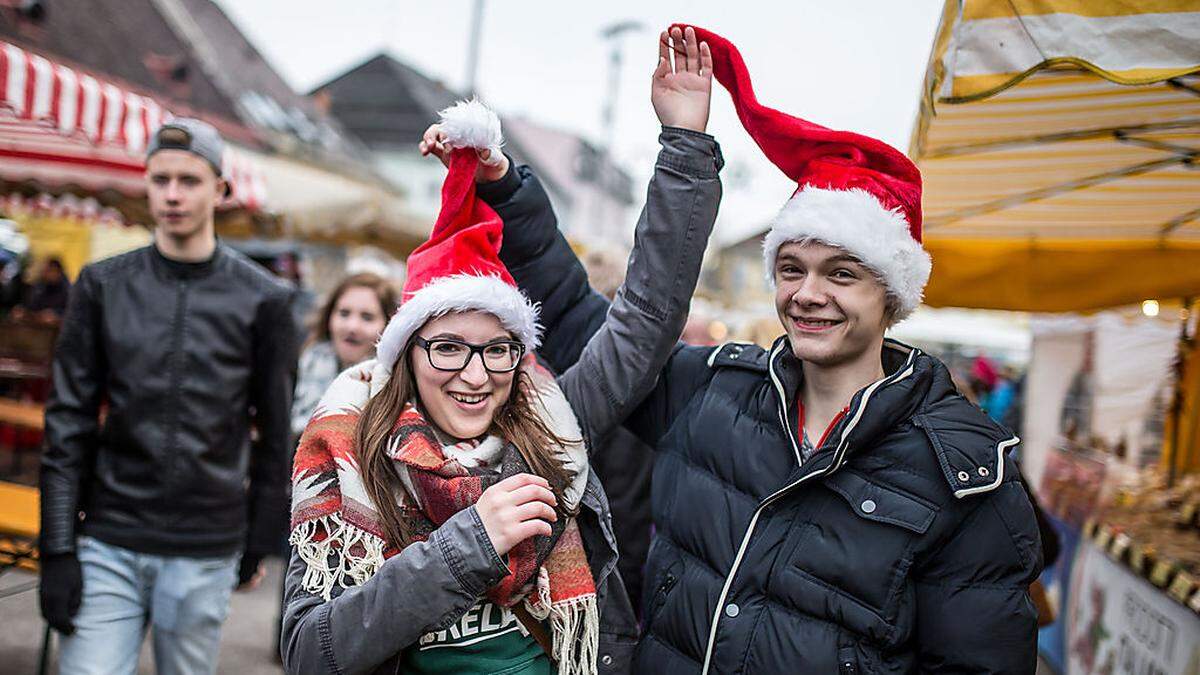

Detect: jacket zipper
[838,645,860,674]
[649,571,678,623]
[698,347,918,674]
[164,279,189,494]
[767,341,803,467]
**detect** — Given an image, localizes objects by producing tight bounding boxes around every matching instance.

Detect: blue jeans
[57,536,239,675]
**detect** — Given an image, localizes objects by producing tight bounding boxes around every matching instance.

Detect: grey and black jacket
[280,128,724,675]
[498,145,1044,672]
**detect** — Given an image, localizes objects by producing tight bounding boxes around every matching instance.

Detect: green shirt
[401,600,550,675]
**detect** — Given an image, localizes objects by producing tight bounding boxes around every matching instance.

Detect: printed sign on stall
[1067,540,1200,675]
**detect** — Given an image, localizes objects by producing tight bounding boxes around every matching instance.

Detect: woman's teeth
[798,318,840,327]
[449,392,488,404]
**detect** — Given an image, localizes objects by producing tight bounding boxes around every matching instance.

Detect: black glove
[236,550,264,588]
[39,553,83,635]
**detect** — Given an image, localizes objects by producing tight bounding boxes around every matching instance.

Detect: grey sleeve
[558,127,722,443]
[280,506,510,675]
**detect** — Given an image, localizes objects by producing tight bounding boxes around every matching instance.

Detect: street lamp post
[587,20,644,246]
[464,0,486,97]
[599,20,644,153]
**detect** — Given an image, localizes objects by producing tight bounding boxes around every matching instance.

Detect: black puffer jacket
[501,206,1043,674]
[41,244,298,559]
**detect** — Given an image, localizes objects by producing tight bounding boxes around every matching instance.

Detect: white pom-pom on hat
[372,97,528,374]
[438,98,504,166]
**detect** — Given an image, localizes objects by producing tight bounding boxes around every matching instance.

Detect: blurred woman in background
[290,272,399,438]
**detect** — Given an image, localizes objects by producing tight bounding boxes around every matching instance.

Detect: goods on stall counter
[2,193,126,225]
[1180,496,1200,530]
[1080,470,1200,616]
[1038,444,1108,529]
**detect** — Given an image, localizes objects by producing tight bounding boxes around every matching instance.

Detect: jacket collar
[768,337,932,468]
[149,241,223,279]
[766,337,1016,499]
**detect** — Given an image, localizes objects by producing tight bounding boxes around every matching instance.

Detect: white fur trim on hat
[439,99,504,167]
[762,186,932,320]
[375,274,541,372]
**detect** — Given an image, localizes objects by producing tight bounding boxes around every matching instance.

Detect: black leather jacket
[40,244,299,559]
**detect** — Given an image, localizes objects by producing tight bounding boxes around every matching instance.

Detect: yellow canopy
[912,0,1200,312]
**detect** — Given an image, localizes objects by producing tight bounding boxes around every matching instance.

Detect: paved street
[0,559,286,674]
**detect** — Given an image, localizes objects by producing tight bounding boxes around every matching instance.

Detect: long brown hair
[306,272,400,348]
[354,335,576,549]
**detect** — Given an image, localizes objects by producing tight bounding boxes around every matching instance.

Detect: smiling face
[409,311,518,440]
[773,240,890,367]
[328,286,388,367]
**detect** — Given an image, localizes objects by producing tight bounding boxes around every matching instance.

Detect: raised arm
[480,163,608,375]
[484,27,723,445]
[556,126,721,440]
[556,27,721,440]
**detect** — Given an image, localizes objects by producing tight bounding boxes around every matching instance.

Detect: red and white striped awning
[0,40,265,210]
[222,146,266,211]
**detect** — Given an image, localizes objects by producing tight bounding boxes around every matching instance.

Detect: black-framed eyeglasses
[413,337,526,373]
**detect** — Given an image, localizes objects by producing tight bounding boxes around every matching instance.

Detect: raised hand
[419,123,510,183]
[475,473,558,557]
[651,26,713,133]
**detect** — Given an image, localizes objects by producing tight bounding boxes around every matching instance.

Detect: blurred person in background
[277,271,398,657]
[968,354,1018,424]
[679,314,720,346]
[987,364,1018,426]
[12,257,70,322]
[290,272,399,438]
[0,218,28,316]
[272,251,317,336]
[39,118,299,675]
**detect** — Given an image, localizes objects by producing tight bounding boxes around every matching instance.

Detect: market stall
[0,38,426,485]
[913,2,1200,671]
[912,1,1200,313]
[0,38,424,256]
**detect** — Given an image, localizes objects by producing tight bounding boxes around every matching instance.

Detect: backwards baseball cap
[147,118,230,195]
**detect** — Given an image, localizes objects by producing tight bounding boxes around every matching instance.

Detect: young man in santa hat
[497,26,1042,674]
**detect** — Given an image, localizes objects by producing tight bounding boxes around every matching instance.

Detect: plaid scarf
[290,358,598,674]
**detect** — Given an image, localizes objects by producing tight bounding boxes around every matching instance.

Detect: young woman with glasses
[282,28,721,675]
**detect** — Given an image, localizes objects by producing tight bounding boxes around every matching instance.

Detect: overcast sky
[213,0,944,245]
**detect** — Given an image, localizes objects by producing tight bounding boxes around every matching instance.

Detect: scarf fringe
[289,513,387,602]
[549,594,599,675]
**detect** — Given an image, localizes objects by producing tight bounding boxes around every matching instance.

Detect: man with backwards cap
[39,118,299,674]
[497,26,1042,673]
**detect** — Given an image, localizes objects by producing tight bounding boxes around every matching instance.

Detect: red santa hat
[375,100,539,372]
[680,24,931,319]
